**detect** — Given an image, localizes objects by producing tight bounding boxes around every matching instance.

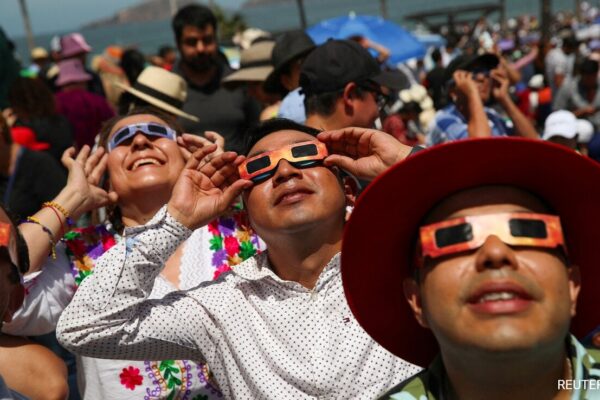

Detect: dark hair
[562,35,578,50]
[0,113,11,145]
[97,107,183,233]
[304,86,367,117]
[158,45,175,58]
[120,49,146,85]
[172,5,217,44]
[0,204,30,274]
[580,58,599,76]
[431,49,442,63]
[8,77,57,120]
[243,118,320,155]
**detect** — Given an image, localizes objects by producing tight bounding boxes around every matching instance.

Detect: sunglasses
[239,141,328,183]
[108,123,177,152]
[358,83,390,110]
[418,213,566,263]
[0,222,20,281]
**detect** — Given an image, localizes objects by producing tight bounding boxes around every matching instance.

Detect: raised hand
[317,127,413,181]
[453,70,479,98]
[167,144,252,230]
[60,146,118,220]
[491,68,510,102]
[177,131,225,162]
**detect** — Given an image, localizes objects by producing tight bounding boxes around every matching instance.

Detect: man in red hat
[342,137,600,399]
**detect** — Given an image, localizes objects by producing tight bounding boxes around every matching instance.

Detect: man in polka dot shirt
[57,118,421,399]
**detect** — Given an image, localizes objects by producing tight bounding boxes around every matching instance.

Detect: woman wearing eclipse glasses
[3,107,264,399]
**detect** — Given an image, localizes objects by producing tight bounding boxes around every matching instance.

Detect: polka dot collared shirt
[57,206,421,399]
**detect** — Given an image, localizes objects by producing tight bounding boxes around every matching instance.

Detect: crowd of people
[1,2,600,399]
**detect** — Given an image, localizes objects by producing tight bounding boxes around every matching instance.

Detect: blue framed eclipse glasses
[108,123,177,152]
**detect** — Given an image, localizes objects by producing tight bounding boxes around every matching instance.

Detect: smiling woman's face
[106,114,185,206]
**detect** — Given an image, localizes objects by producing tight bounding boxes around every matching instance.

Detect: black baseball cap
[264,31,316,95]
[444,53,499,82]
[300,39,408,96]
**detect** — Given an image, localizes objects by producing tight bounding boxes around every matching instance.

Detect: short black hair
[304,86,367,117]
[243,118,320,155]
[431,48,442,63]
[172,5,218,44]
[562,35,578,50]
[580,58,599,76]
[158,45,175,58]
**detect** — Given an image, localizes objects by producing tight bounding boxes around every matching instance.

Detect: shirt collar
[233,251,341,292]
[409,334,600,400]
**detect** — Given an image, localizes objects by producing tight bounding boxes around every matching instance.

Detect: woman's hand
[59,146,118,220]
[177,131,225,162]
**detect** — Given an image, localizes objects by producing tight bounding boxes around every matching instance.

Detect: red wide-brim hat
[342,137,600,367]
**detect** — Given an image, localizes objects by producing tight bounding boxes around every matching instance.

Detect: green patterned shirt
[381,335,600,400]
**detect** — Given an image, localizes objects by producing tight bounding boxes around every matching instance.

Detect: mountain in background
[242,0,292,8]
[82,0,197,28]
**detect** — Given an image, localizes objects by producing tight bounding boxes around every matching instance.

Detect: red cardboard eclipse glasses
[239,141,328,183]
[418,212,566,263]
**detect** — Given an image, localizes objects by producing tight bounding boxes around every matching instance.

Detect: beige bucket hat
[222,40,275,88]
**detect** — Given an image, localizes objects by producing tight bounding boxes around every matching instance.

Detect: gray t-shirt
[173,61,261,154]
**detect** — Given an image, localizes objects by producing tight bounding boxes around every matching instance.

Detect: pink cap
[56,58,92,87]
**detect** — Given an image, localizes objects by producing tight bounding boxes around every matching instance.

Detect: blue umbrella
[307,14,426,64]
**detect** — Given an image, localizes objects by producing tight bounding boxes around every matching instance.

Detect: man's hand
[453,70,479,98]
[317,128,413,181]
[60,146,118,220]
[167,145,252,230]
[491,68,510,102]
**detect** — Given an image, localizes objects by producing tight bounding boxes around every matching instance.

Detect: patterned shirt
[57,206,420,399]
[427,103,513,146]
[381,335,600,400]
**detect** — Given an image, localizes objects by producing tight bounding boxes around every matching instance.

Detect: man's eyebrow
[247,139,315,158]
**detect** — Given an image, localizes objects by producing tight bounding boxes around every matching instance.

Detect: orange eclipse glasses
[239,141,328,183]
[418,213,566,263]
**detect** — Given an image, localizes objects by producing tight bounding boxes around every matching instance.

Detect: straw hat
[222,40,275,88]
[30,47,48,60]
[116,66,199,122]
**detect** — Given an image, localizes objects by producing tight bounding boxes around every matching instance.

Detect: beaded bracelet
[42,201,74,227]
[22,216,56,259]
[44,205,67,237]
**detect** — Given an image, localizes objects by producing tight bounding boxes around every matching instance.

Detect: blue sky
[0,0,245,38]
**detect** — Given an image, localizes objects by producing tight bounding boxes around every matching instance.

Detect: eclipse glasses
[108,123,177,152]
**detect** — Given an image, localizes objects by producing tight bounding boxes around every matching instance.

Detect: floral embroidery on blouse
[62,225,116,287]
[208,212,261,280]
[120,366,144,390]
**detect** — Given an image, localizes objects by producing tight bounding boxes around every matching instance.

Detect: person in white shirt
[57,118,421,399]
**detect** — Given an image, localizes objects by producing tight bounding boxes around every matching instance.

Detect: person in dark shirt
[171,4,260,154]
[0,114,66,220]
[425,48,447,110]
